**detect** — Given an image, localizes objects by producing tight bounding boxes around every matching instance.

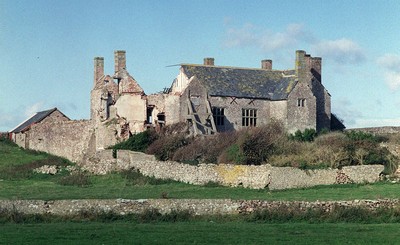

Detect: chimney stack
[203,57,214,66]
[114,50,126,73]
[94,57,104,86]
[261,59,272,70]
[295,50,306,81]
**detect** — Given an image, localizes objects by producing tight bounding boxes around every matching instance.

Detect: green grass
[1,221,399,244]
[1,175,399,201]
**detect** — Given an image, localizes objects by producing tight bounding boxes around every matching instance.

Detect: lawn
[1,174,400,201]
[1,221,399,244]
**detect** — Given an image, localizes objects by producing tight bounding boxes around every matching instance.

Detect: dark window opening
[242,109,257,127]
[212,107,225,126]
[297,99,306,107]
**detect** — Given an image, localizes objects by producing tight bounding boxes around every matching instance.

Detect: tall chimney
[203,57,214,66]
[261,59,272,70]
[114,50,126,73]
[295,50,306,82]
[311,57,322,83]
[94,57,104,86]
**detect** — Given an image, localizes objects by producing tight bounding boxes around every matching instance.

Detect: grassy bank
[2,222,399,244]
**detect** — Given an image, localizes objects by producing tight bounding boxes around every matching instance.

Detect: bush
[111,130,158,152]
[146,134,190,161]
[289,128,317,142]
[345,131,387,143]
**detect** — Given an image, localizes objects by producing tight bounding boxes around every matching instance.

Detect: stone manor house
[91,50,343,135]
[10,50,344,163]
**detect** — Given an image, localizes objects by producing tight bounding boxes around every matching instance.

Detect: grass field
[2,221,400,244]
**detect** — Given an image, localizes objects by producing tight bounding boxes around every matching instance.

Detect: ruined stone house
[10,50,344,162]
[92,50,344,141]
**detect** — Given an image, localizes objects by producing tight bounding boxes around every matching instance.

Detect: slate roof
[11,108,63,133]
[181,65,298,100]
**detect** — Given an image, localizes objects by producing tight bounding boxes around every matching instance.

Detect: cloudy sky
[1,0,399,131]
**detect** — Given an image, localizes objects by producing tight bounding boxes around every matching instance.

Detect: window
[242,109,257,127]
[297,98,306,107]
[212,107,225,126]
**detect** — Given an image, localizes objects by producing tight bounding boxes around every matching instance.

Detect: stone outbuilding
[10,108,69,148]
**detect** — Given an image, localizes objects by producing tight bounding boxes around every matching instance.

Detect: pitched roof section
[181,65,298,100]
[11,108,61,133]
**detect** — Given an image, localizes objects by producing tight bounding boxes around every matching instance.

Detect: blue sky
[1,0,400,131]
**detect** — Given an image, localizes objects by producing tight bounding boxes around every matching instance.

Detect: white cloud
[223,23,313,52]
[223,22,365,65]
[332,98,362,128]
[24,102,44,117]
[312,38,366,64]
[377,54,400,91]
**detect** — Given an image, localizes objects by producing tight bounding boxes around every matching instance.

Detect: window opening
[212,107,225,126]
[242,109,257,127]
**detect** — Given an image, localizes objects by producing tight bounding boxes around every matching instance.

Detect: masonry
[82,150,384,190]
[1,199,398,216]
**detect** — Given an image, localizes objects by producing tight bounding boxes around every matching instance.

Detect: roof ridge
[181,63,295,72]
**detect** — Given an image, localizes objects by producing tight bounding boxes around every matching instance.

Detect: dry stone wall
[1,199,398,216]
[83,150,384,190]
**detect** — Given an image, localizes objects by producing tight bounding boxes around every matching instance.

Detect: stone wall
[84,150,384,190]
[347,127,400,134]
[1,199,398,216]
[28,120,93,163]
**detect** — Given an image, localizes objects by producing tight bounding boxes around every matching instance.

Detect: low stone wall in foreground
[83,150,384,190]
[1,199,399,216]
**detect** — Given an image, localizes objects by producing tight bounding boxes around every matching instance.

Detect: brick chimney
[261,59,272,70]
[114,50,126,73]
[203,57,214,66]
[94,57,104,86]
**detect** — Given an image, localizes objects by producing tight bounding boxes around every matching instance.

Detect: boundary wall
[83,150,384,190]
[1,199,398,216]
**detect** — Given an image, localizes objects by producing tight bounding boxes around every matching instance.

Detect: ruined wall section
[114,93,146,133]
[28,120,93,163]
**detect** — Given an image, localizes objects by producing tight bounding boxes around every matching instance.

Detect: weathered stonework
[1,199,398,216]
[82,150,384,190]
[28,120,93,163]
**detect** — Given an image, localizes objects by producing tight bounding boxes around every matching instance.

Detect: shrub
[146,134,189,161]
[289,128,317,142]
[172,131,238,164]
[345,130,387,143]
[111,130,158,152]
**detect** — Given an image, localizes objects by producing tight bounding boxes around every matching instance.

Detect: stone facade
[82,150,384,190]
[28,120,93,163]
